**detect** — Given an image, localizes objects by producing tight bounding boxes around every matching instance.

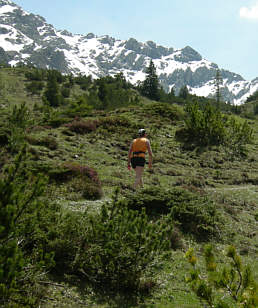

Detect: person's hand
[127,164,131,170]
[148,162,152,169]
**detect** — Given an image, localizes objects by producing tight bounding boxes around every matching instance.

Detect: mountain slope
[1,0,258,104]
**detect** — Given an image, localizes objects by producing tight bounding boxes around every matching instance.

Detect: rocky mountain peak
[0,0,258,104]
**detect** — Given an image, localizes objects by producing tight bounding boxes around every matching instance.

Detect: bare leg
[133,166,144,189]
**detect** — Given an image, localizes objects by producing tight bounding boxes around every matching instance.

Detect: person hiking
[128,128,153,189]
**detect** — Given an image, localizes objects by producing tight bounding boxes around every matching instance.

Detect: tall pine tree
[214,69,223,109]
[43,71,62,107]
[141,60,160,101]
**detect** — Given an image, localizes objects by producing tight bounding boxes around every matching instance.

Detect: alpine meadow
[0,1,258,308]
[0,59,257,307]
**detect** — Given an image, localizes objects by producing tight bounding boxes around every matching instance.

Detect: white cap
[138,129,146,136]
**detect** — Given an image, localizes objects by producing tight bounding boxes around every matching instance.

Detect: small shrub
[81,182,103,200]
[26,135,58,150]
[0,149,53,307]
[42,190,170,295]
[7,102,33,153]
[176,102,227,146]
[41,136,58,150]
[44,210,86,273]
[47,116,71,128]
[176,102,253,156]
[169,226,185,250]
[49,162,102,200]
[0,128,9,146]
[185,245,258,308]
[170,194,220,240]
[97,115,136,132]
[25,80,44,96]
[64,117,98,134]
[71,190,172,292]
[26,125,51,133]
[123,186,222,240]
[64,96,93,117]
[62,162,101,185]
[68,177,103,200]
[142,102,184,121]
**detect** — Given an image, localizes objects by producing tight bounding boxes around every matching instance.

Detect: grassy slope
[0,68,257,307]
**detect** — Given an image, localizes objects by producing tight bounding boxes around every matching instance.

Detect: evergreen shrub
[97,115,136,132]
[7,102,33,153]
[26,135,58,150]
[176,102,226,146]
[43,210,86,273]
[68,176,103,200]
[70,190,172,292]
[0,128,9,146]
[64,96,93,117]
[123,186,222,240]
[176,102,253,155]
[142,102,184,121]
[38,190,170,294]
[47,115,71,128]
[185,245,258,307]
[0,149,54,307]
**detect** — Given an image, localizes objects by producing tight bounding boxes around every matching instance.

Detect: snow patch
[0,4,15,14]
[189,82,215,97]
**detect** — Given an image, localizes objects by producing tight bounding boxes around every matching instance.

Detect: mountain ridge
[0,0,258,104]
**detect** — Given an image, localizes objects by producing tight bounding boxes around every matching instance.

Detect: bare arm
[146,139,153,168]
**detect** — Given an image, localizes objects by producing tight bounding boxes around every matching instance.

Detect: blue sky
[13,0,258,80]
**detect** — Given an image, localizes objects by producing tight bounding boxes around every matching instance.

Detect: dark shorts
[131,157,146,169]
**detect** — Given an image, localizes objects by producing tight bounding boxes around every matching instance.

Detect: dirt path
[206,184,257,191]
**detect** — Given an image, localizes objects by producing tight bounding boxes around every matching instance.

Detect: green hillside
[0,66,257,308]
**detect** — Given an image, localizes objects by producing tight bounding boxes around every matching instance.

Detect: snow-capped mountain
[1,0,258,105]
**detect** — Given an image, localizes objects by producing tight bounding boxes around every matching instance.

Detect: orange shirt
[131,137,148,158]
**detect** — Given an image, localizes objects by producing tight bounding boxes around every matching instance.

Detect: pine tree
[214,69,223,108]
[185,245,258,307]
[43,71,62,107]
[0,149,47,306]
[179,85,189,99]
[141,60,161,101]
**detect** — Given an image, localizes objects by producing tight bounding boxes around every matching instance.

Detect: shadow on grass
[48,272,152,308]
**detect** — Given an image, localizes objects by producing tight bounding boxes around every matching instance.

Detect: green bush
[0,149,54,307]
[7,102,33,153]
[68,176,103,200]
[64,96,93,117]
[25,80,44,96]
[71,190,171,292]
[178,102,227,146]
[0,128,9,146]
[176,102,253,155]
[39,106,71,128]
[48,162,102,200]
[142,102,184,121]
[43,210,86,273]
[224,117,253,156]
[123,186,222,240]
[170,193,220,240]
[40,189,171,294]
[185,245,258,307]
[26,135,58,150]
[47,115,71,128]
[97,115,136,132]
